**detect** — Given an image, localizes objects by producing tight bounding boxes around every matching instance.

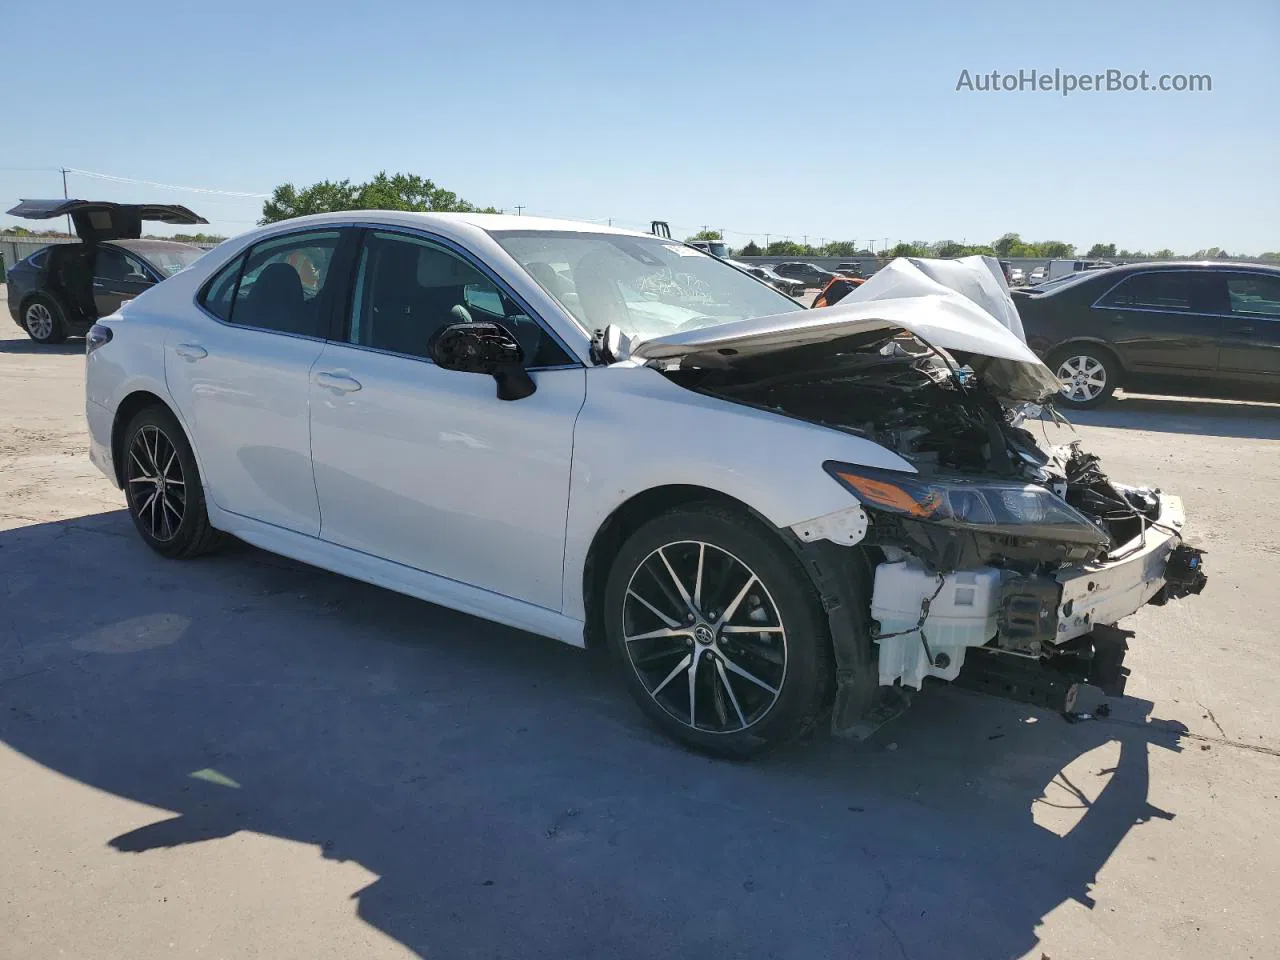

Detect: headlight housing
[823,461,1109,547]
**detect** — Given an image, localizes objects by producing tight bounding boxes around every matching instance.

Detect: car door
[308,228,585,611]
[165,227,355,536]
[92,246,154,317]
[1217,272,1280,385]
[1090,270,1223,376]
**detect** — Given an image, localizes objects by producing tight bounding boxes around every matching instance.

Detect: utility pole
[60,167,72,237]
[514,205,525,216]
[883,237,890,253]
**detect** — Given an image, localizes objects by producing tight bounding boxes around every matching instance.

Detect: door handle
[92,281,105,288]
[174,343,208,361]
[315,371,362,394]
[1229,326,1254,335]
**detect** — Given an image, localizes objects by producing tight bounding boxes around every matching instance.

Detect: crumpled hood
[629,256,1062,402]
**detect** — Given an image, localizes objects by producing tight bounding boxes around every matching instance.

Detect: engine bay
[662,329,1163,567]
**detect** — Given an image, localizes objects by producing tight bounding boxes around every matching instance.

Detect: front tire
[603,503,833,758]
[23,295,67,344]
[122,406,223,558]
[1051,345,1118,409]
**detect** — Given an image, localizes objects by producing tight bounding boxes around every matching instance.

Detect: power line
[64,168,270,199]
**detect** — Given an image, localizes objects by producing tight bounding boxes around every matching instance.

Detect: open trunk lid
[629,256,1062,402]
[6,199,207,243]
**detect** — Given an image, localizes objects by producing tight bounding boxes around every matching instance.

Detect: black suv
[1013,261,1280,408]
[4,199,207,343]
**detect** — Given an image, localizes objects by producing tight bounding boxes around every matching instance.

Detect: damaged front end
[658,325,1207,732]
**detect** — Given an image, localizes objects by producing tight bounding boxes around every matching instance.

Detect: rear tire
[121,406,224,559]
[603,503,832,758]
[23,295,66,344]
[1050,345,1118,409]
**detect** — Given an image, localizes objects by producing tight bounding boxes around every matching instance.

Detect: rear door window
[1226,274,1280,319]
[95,247,148,283]
[197,230,341,337]
[1095,272,1221,313]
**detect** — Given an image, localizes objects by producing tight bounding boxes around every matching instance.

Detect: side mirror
[430,321,536,401]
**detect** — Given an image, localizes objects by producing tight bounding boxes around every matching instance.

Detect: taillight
[86,323,113,355]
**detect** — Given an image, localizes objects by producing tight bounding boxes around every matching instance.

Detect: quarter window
[200,254,245,322]
[1227,275,1280,319]
[349,231,571,366]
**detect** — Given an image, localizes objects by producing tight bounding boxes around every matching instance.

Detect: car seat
[240,262,306,333]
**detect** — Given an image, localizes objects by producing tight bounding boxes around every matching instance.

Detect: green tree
[931,240,966,258]
[260,179,359,222]
[172,232,228,244]
[260,171,496,224]
[766,240,806,256]
[739,240,762,256]
[686,229,723,242]
[1152,248,1176,259]
[822,240,859,256]
[993,232,1022,258]
[1259,251,1280,261]
[1086,242,1117,258]
[1039,240,1076,258]
[887,241,929,258]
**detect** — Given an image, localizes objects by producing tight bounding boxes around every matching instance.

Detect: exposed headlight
[823,461,1109,547]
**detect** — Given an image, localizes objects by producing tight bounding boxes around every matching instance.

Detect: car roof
[214,210,658,256]
[1108,259,1280,273]
[264,210,648,237]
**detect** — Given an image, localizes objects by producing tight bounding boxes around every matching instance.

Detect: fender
[1046,336,1130,372]
[561,364,914,621]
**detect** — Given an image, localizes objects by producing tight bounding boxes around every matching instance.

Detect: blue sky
[2,0,1276,252]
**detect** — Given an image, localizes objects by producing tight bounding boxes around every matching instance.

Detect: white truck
[1045,258,1115,282]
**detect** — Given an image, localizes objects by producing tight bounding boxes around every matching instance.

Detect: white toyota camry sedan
[84,212,1206,756]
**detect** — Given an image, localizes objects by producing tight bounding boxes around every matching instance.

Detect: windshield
[492,230,799,341]
[143,246,206,277]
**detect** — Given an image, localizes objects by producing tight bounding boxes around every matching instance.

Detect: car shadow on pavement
[0,511,1189,960]
[1060,393,1280,440]
[0,337,84,355]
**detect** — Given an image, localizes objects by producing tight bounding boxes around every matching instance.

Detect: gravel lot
[2,291,1278,960]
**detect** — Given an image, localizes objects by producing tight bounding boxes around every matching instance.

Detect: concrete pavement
[1,308,1277,959]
